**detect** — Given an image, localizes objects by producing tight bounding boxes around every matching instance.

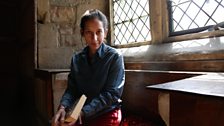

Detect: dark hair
[80,9,108,31]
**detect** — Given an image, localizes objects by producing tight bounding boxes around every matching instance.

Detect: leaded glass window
[112,0,151,45]
[169,0,224,36]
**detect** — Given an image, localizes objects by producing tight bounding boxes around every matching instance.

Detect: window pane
[113,0,151,45]
[170,0,224,34]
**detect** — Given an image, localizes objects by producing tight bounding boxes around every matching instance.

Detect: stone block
[37,0,50,23]
[50,0,90,7]
[38,47,75,69]
[59,34,81,47]
[76,0,108,26]
[59,23,74,35]
[38,23,59,48]
[51,6,76,23]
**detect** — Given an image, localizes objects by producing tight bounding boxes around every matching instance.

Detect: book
[51,94,87,126]
[64,94,87,123]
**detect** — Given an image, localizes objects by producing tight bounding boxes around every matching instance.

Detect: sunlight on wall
[119,45,149,57]
[119,36,224,62]
[172,36,224,52]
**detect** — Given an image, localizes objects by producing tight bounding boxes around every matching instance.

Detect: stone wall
[37,0,109,68]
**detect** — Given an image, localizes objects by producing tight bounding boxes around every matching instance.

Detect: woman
[53,9,125,126]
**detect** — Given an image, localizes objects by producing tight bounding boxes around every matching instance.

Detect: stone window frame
[109,0,224,48]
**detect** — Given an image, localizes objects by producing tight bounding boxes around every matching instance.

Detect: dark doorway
[0,0,35,126]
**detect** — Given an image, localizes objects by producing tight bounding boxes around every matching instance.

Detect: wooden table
[146,73,224,126]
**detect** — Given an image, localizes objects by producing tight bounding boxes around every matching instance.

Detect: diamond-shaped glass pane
[113,0,151,45]
[170,0,224,32]
[212,5,224,23]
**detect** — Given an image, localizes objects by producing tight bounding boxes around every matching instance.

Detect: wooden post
[109,0,115,46]
[150,0,163,44]
[150,0,169,44]
[158,93,170,126]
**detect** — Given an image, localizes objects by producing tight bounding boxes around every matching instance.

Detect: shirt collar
[97,43,107,58]
[81,43,107,58]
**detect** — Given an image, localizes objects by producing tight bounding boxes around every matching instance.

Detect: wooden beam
[109,0,115,46]
[150,0,163,44]
[161,0,169,42]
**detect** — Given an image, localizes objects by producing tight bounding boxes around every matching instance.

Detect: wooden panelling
[122,70,199,121]
[170,92,224,126]
[52,73,68,113]
[125,61,224,72]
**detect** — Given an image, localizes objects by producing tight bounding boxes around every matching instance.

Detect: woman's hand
[53,106,66,126]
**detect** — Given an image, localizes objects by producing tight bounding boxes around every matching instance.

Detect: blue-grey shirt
[60,43,125,120]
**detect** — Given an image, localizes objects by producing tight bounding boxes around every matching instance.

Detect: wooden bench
[34,69,200,126]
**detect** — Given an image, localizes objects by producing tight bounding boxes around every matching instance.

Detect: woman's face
[82,18,107,53]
